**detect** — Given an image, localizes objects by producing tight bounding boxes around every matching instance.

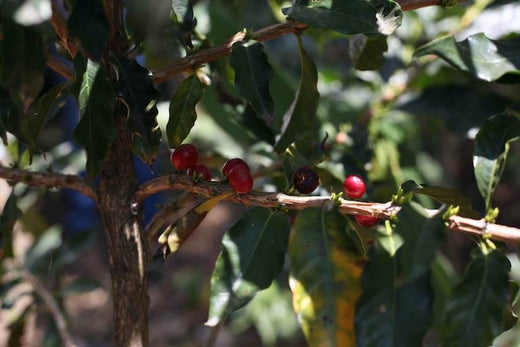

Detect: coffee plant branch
[135,174,520,244]
[45,0,459,82]
[0,165,98,202]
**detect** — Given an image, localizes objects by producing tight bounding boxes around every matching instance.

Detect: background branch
[136,174,520,244]
[0,166,97,202]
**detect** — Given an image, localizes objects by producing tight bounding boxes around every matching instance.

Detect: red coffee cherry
[187,164,211,181]
[223,158,250,177]
[228,166,253,194]
[355,215,379,227]
[170,144,198,170]
[343,174,366,199]
[293,166,319,194]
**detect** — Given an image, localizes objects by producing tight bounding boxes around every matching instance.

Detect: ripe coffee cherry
[228,166,253,194]
[293,166,319,194]
[223,158,250,177]
[187,164,211,181]
[355,215,379,227]
[171,144,198,170]
[343,174,366,199]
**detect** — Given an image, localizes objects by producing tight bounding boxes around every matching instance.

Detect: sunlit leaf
[207,207,290,326]
[473,107,520,210]
[282,0,402,36]
[415,33,520,82]
[167,75,204,148]
[441,249,512,347]
[289,206,365,346]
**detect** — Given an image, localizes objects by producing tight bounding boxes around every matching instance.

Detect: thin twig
[0,166,97,202]
[135,174,520,243]
[22,268,77,347]
[47,51,74,80]
[50,0,78,58]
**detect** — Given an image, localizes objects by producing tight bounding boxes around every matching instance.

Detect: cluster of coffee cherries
[343,174,379,227]
[170,144,253,194]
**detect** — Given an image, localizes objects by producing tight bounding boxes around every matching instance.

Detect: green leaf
[24,226,62,273]
[274,36,320,153]
[282,0,402,36]
[58,279,100,296]
[0,88,23,145]
[72,61,116,177]
[289,206,364,346]
[207,207,290,326]
[0,192,22,259]
[355,203,445,347]
[400,180,480,219]
[230,42,275,124]
[473,107,520,210]
[0,19,47,101]
[67,0,109,61]
[172,0,195,32]
[21,83,68,149]
[282,136,325,185]
[167,75,204,148]
[441,249,512,347]
[349,35,388,71]
[414,33,520,82]
[116,57,161,163]
[239,105,275,144]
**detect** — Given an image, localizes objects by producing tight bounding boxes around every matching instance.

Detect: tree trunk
[98,114,149,346]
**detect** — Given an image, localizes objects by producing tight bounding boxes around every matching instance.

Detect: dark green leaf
[0,88,23,145]
[67,0,109,61]
[167,75,204,148]
[1,192,22,259]
[239,105,275,144]
[274,36,320,153]
[22,83,68,149]
[207,207,290,326]
[474,107,520,209]
[282,0,402,36]
[0,19,47,101]
[349,35,388,71]
[356,203,445,347]
[58,279,100,296]
[441,249,512,347]
[72,61,116,177]
[289,206,364,345]
[116,57,161,163]
[24,226,62,273]
[415,33,520,82]
[400,180,480,219]
[230,42,274,124]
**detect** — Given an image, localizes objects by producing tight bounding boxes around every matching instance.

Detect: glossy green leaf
[230,42,274,124]
[0,19,47,101]
[356,203,445,347]
[116,57,161,163]
[72,61,116,177]
[0,192,22,259]
[207,207,290,326]
[67,0,109,61]
[349,35,388,71]
[274,36,320,153]
[289,206,365,346]
[400,180,480,218]
[474,107,520,210]
[22,83,68,149]
[282,0,402,36]
[240,105,275,144]
[441,249,512,347]
[415,33,520,82]
[167,75,204,148]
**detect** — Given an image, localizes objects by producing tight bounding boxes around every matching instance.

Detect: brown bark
[98,114,149,347]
